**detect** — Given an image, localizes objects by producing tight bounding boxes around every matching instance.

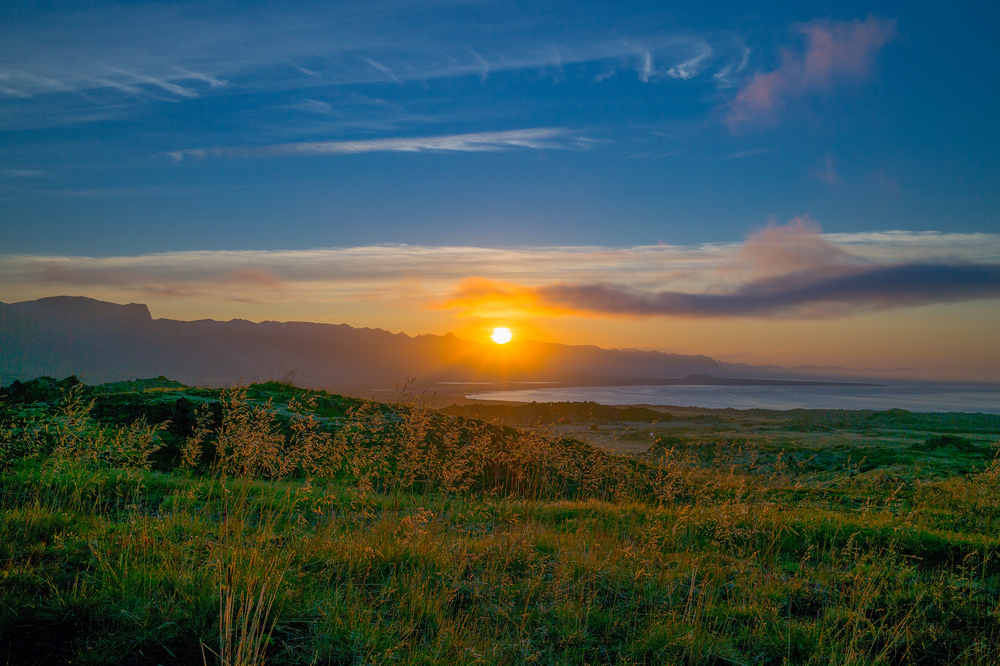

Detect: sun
[490,327,513,344]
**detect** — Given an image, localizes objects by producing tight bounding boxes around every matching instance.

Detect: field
[1,376,999,665]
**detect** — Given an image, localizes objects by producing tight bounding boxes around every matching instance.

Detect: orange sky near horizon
[3,282,998,382]
[2,223,999,382]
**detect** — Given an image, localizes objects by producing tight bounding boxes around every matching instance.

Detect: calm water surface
[467,382,1000,414]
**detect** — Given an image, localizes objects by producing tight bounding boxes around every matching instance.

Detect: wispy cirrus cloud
[665,43,715,80]
[0,2,750,130]
[723,148,771,160]
[165,128,576,161]
[359,56,403,85]
[728,17,896,129]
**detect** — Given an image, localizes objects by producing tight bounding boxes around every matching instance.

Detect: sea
[466,381,1000,414]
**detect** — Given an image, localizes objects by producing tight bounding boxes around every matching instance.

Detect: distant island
[561,373,881,388]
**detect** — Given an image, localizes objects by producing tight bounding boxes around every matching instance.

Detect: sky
[1,0,999,381]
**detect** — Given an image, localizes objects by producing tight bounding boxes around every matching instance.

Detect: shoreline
[459,381,1000,415]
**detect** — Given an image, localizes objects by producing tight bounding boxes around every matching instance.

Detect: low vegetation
[1,377,998,665]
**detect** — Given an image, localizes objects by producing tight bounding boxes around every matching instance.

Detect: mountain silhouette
[1,296,726,390]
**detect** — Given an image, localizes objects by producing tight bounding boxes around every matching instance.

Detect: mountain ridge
[0,296,834,390]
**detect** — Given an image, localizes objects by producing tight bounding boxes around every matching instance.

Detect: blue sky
[2,1,999,379]
[2,0,997,252]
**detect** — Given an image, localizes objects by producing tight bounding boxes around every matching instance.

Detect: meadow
[1,376,998,665]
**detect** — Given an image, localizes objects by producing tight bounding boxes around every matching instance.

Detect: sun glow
[491,327,513,344]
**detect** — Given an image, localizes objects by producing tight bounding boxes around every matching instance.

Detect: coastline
[463,380,1000,415]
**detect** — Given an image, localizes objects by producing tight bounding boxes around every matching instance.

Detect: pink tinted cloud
[728,17,896,129]
[734,215,858,280]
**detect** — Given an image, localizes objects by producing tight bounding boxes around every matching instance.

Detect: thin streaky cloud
[666,44,713,80]
[724,148,770,159]
[3,229,999,284]
[167,128,573,161]
[0,3,752,130]
[638,51,655,82]
[0,70,72,94]
[0,86,31,98]
[713,46,750,87]
[116,71,199,98]
[359,56,403,85]
[176,69,227,88]
[468,48,490,82]
[282,99,336,115]
[4,225,1000,319]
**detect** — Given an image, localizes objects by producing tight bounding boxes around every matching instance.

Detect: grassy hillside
[1,378,999,665]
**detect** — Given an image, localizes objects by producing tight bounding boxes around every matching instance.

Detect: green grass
[1,379,999,665]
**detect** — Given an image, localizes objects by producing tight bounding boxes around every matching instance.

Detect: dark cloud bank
[536,263,1000,318]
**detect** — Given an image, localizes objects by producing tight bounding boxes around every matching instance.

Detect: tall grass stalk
[213,505,289,666]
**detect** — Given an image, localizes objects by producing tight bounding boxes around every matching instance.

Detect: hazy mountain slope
[0,296,722,388]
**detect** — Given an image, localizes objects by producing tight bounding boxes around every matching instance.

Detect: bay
[467,381,1000,414]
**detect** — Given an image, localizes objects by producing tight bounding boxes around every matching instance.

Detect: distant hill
[1,296,730,390]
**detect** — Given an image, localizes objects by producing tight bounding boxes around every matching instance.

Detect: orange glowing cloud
[439,276,571,319]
